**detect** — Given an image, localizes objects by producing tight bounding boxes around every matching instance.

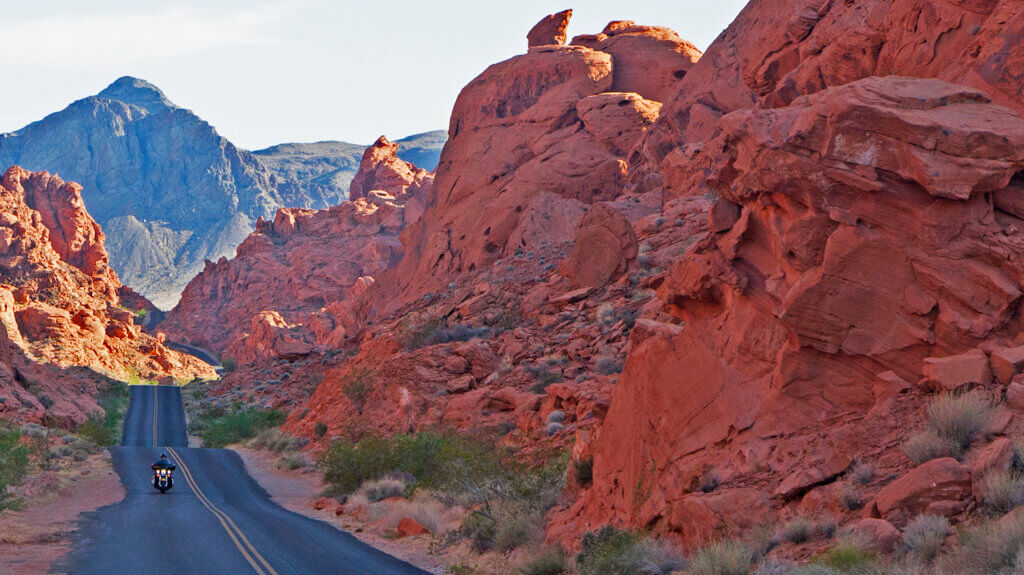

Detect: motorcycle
[153,468,174,493]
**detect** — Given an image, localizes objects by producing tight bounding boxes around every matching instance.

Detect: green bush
[342,368,375,414]
[314,422,328,438]
[781,518,815,544]
[577,526,642,575]
[402,317,490,350]
[0,428,29,512]
[192,408,286,448]
[221,357,237,373]
[818,543,874,570]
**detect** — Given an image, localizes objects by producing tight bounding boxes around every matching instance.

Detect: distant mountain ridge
[0,76,446,309]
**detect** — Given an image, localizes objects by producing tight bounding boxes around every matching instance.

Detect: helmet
[160,453,168,459]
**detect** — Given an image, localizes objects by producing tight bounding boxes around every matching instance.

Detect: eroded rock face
[528,9,572,48]
[638,0,1024,190]
[0,167,214,425]
[571,22,702,103]
[563,203,637,289]
[159,139,432,356]
[574,76,1024,540]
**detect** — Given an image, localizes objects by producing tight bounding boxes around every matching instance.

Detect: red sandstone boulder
[1009,380,1024,411]
[395,517,430,537]
[971,438,1015,500]
[849,518,901,554]
[527,9,572,49]
[874,458,971,527]
[563,204,637,289]
[571,22,702,102]
[990,346,1024,385]
[923,350,992,391]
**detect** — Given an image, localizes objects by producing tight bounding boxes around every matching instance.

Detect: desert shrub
[527,365,563,393]
[840,483,863,510]
[575,527,684,575]
[850,461,874,485]
[818,542,875,571]
[688,539,753,575]
[341,367,375,414]
[902,514,949,562]
[574,457,594,487]
[279,454,307,471]
[927,391,996,451]
[576,527,641,575]
[545,410,565,425]
[594,356,624,375]
[0,428,29,511]
[460,510,496,551]
[596,304,617,325]
[314,422,328,438]
[981,470,1024,515]
[78,410,117,447]
[355,475,407,503]
[380,497,446,534]
[403,317,490,350]
[191,408,286,448]
[902,430,957,464]
[494,507,545,553]
[518,548,567,575]
[935,511,1024,574]
[221,357,237,373]
[782,518,815,544]
[248,428,300,453]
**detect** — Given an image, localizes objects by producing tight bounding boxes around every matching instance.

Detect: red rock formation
[527,9,572,48]
[571,21,702,103]
[0,167,214,424]
[160,138,432,355]
[570,76,1024,543]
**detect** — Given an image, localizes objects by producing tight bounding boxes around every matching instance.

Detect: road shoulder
[233,447,448,574]
[0,451,125,575]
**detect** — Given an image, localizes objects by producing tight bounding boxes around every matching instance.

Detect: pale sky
[0,0,747,150]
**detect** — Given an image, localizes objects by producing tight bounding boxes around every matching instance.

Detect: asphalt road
[60,385,428,574]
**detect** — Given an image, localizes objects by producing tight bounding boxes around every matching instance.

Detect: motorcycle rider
[151,453,176,488]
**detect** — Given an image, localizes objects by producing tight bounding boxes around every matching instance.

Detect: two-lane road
[61,386,428,574]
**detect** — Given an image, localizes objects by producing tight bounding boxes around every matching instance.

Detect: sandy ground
[0,451,125,575]
[234,447,453,574]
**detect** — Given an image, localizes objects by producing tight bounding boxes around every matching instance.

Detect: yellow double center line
[165,447,279,575]
[152,387,159,447]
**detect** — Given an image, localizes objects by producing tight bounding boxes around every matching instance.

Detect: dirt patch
[234,447,450,574]
[0,451,125,575]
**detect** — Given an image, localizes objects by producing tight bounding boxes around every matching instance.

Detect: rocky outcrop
[0,77,446,308]
[562,203,637,289]
[571,21,702,103]
[159,139,432,355]
[573,75,1024,541]
[374,18,682,313]
[527,9,572,48]
[0,166,215,424]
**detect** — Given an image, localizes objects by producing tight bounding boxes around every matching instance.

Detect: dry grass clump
[934,511,1024,574]
[688,539,753,575]
[355,475,408,503]
[903,391,998,463]
[902,514,949,562]
[980,470,1024,515]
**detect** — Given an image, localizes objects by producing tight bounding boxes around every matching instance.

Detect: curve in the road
[60,385,428,575]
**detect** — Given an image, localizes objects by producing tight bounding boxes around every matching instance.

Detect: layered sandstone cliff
[0,167,215,424]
